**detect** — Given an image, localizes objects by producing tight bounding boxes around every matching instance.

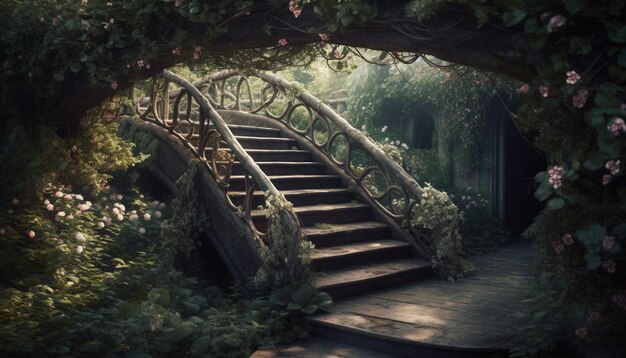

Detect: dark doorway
[412,112,435,149]
[488,98,546,235]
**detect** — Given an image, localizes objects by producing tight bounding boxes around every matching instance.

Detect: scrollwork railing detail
[135,70,302,246]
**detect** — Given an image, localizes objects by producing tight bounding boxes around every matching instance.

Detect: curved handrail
[135,70,302,246]
[190,71,432,257]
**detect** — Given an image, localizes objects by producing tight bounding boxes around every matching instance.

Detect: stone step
[314,257,432,299]
[302,222,391,248]
[228,174,341,191]
[311,239,413,271]
[206,148,312,162]
[165,120,282,138]
[250,202,371,231]
[235,135,298,150]
[230,161,326,176]
[228,188,354,207]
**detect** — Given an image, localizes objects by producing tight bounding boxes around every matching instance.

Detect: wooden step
[228,188,354,207]
[314,257,432,299]
[312,239,413,270]
[234,135,297,150]
[251,336,398,358]
[307,312,499,358]
[228,174,340,191]
[230,162,326,176]
[303,222,391,247]
[251,203,371,231]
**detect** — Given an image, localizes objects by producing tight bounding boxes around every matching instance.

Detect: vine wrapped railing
[191,70,432,257]
[135,70,303,250]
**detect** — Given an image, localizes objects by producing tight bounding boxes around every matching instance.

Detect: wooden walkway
[252,239,537,357]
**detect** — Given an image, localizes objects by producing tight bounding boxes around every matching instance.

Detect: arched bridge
[125,70,535,357]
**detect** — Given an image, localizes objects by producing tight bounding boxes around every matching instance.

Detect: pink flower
[111,81,118,90]
[572,89,588,108]
[333,50,342,59]
[547,15,566,32]
[605,159,621,175]
[603,236,615,250]
[566,70,581,85]
[71,145,78,153]
[607,117,626,136]
[602,260,616,273]
[318,33,329,42]
[562,233,574,245]
[575,327,589,341]
[612,292,626,309]
[137,59,144,68]
[539,85,550,97]
[278,38,288,47]
[548,166,564,189]
[292,9,301,18]
[138,227,146,235]
[11,198,19,205]
[517,83,529,94]
[553,242,565,254]
[27,230,35,239]
[82,0,88,6]
[602,174,613,186]
[172,47,181,55]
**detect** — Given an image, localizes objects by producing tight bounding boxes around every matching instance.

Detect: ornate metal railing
[135,70,302,244]
[192,70,431,257]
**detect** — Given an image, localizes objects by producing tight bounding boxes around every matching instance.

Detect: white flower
[44,199,50,205]
[129,213,138,221]
[55,191,64,198]
[158,203,166,209]
[112,207,120,215]
[151,200,160,207]
[116,194,123,201]
[155,211,162,219]
[143,213,151,221]
[47,204,54,211]
[381,126,388,133]
[75,233,87,242]
[395,140,400,145]
[64,194,73,200]
[116,214,124,221]
[75,194,84,201]
[85,201,92,207]
[361,125,366,131]
[97,221,105,229]
[138,227,146,235]
[27,230,35,238]
[401,143,409,150]
[76,245,84,254]
[384,137,389,142]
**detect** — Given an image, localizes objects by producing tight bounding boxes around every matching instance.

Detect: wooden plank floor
[252,240,537,357]
[310,239,537,351]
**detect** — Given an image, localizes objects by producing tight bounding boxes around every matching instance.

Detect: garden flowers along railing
[135,70,302,248]
[192,70,433,258]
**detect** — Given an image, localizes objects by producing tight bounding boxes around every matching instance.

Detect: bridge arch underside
[123,119,260,297]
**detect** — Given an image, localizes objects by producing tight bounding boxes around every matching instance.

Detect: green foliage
[448,188,509,255]
[160,160,210,261]
[253,193,314,293]
[411,184,469,279]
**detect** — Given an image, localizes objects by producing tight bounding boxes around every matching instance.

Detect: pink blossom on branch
[548,165,564,189]
[562,233,574,246]
[566,70,581,84]
[605,159,621,176]
[278,38,288,47]
[318,33,329,42]
[547,15,566,32]
[572,89,588,108]
[607,117,626,136]
[517,83,529,94]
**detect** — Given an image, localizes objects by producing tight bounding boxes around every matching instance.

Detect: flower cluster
[565,70,581,85]
[607,117,626,136]
[547,14,566,32]
[603,159,621,186]
[553,232,575,254]
[548,165,564,189]
[288,1,301,18]
[572,89,588,108]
